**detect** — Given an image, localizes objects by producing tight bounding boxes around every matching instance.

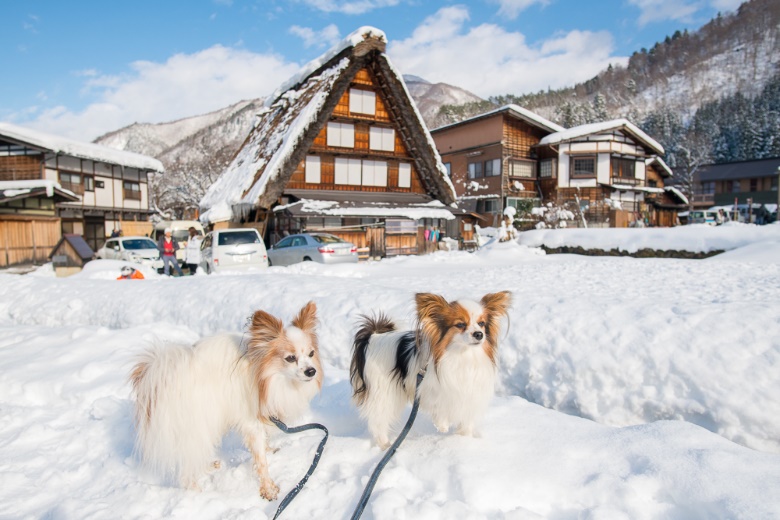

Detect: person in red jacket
[157,228,183,276]
[117,265,145,280]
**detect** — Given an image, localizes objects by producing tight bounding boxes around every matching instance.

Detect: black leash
[269,417,329,520]
[350,369,426,520]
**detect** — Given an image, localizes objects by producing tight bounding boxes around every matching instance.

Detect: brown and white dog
[130,302,322,500]
[350,292,512,448]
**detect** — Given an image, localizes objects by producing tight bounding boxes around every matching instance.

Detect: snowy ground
[1,224,779,519]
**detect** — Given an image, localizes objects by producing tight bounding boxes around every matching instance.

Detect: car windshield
[312,234,344,244]
[218,231,260,246]
[123,239,157,250]
[172,230,191,242]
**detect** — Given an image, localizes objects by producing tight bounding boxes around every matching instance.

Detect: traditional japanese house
[430,104,564,227]
[692,157,780,215]
[199,27,467,257]
[0,122,164,256]
[537,119,688,227]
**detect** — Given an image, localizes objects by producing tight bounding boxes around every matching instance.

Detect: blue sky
[2,0,744,141]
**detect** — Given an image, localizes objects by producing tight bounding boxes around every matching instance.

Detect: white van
[153,220,205,263]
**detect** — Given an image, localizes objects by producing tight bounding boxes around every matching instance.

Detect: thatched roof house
[199,27,463,255]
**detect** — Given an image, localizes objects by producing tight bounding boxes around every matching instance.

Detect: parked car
[200,228,268,273]
[95,236,163,269]
[687,210,719,226]
[152,220,205,263]
[267,233,358,267]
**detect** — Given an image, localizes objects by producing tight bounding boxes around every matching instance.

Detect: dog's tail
[350,313,395,405]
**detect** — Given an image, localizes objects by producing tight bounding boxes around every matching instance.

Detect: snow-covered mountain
[402,75,483,125]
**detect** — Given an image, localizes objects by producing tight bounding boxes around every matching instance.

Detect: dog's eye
[477,321,486,328]
[455,323,467,330]
[285,355,296,363]
[308,350,315,358]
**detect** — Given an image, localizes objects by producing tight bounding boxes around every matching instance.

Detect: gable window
[611,156,636,179]
[123,181,141,200]
[508,159,533,178]
[335,157,361,185]
[349,88,376,115]
[477,199,499,213]
[305,156,321,184]
[540,159,556,178]
[571,156,596,178]
[362,160,388,187]
[485,159,501,177]
[468,161,483,179]
[369,127,395,152]
[327,122,355,148]
[443,162,451,177]
[398,162,412,188]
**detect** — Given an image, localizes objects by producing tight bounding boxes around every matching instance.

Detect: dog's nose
[473,331,484,341]
[304,367,317,378]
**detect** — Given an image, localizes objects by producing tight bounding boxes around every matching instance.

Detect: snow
[0,122,164,172]
[1,226,779,518]
[276,198,456,220]
[539,119,665,155]
[432,104,565,134]
[0,179,76,199]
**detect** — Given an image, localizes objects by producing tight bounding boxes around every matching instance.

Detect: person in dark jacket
[158,228,183,276]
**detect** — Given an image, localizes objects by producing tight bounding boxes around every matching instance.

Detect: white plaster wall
[95,176,114,207]
[636,161,646,180]
[597,153,610,184]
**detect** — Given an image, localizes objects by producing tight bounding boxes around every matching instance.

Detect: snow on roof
[200,26,457,224]
[0,179,77,199]
[665,186,689,205]
[539,119,664,155]
[199,58,350,224]
[432,104,564,134]
[646,156,673,177]
[275,198,456,220]
[0,122,164,172]
[264,27,387,108]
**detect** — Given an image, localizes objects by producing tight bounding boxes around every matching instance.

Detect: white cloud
[14,45,299,142]
[388,6,626,99]
[289,24,341,48]
[490,0,550,19]
[294,0,400,15]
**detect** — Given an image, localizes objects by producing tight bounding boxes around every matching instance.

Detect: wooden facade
[0,215,61,267]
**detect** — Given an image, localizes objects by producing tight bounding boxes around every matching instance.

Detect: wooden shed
[49,234,94,277]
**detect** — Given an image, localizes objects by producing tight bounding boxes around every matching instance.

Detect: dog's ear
[250,309,284,344]
[415,293,450,323]
[481,291,512,317]
[292,301,318,334]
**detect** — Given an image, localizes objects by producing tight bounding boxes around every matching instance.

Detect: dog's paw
[457,425,478,437]
[434,421,450,433]
[259,480,280,501]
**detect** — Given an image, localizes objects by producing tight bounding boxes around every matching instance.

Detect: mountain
[93,78,481,217]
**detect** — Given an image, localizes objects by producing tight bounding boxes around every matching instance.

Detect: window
[571,156,596,177]
[398,162,412,188]
[335,157,361,185]
[84,176,94,192]
[750,178,758,192]
[124,181,141,200]
[218,230,261,246]
[772,177,778,191]
[369,127,395,152]
[443,162,451,177]
[701,181,715,194]
[362,160,388,187]
[477,199,499,213]
[727,180,741,193]
[305,156,321,184]
[611,156,636,179]
[349,88,376,115]
[540,159,555,178]
[59,172,84,194]
[508,160,533,178]
[327,122,355,148]
[648,180,658,188]
[468,161,483,179]
[275,236,293,248]
[484,159,501,177]
[386,219,417,234]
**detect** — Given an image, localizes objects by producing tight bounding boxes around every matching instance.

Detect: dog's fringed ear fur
[250,310,284,346]
[415,293,450,347]
[292,301,318,334]
[481,291,512,317]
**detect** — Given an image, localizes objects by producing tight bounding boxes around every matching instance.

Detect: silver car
[95,236,163,269]
[200,228,269,273]
[267,233,358,267]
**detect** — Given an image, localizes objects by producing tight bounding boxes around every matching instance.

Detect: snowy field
[1,224,779,519]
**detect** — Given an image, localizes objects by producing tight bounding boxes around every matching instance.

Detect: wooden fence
[0,216,62,267]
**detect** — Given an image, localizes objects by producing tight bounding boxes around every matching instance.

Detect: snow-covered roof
[0,122,164,172]
[646,156,673,177]
[275,198,456,221]
[200,26,457,224]
[432,104,564,134]
[0,179,78,202]
[665,186,689,205]
[539,119,664,155]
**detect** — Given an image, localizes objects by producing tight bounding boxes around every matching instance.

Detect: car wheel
[303,256,312,262]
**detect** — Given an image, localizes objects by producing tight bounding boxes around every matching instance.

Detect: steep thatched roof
[200,27,456,224]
